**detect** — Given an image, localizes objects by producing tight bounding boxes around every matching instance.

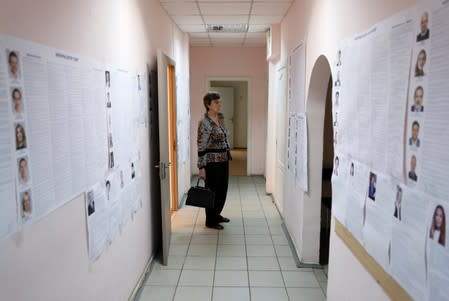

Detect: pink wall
[0,0,190,300]
[266,0,418,299]
[190,46,268,174]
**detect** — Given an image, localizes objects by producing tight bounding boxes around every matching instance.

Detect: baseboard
[128,254,154,301]
[268,194,323,269]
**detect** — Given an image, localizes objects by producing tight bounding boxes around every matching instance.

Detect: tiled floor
[137,176,327,301]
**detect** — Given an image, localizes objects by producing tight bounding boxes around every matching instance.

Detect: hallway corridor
[137,176,327,301]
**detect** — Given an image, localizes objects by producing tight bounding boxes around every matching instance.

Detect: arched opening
[304,55,332,267]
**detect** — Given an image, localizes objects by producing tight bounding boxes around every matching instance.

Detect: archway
[302,55,333,264]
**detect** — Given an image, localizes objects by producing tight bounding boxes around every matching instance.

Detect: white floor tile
[313,269,328,282]
[244,226,270,235]
[214,270,248,287]
[173,286,212,301]
[271,235,289,245]
[187,244,217,256]
[319,281,328,296]
[212,287,250,301]
[248,271,284,287]
[178,270,214,286]
[215,256,247,270]
[218,234,245,245]
[138,177,330,301]
[274,244,293,257]
[217,244,246,257]
[190,234,218,245]
[247,256,280,271]
[153,256,185,270]
[282,271,320,288]
[286,287,326,301]
[245,235,273,245]
[169,244,189,256]
[250,287,289,301]
[183,256,216,270]
[145,269,181,286]
[138,286,176,301]
[246,245,276,257]
[277,256,299,271]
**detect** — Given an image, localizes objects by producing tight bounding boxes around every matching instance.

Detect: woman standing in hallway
[197,92,231,230]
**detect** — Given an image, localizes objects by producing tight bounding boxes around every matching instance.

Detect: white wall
[267,0,418,299]
[0,0,190,300]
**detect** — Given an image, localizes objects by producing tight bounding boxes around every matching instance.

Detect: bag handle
[196,178,205,187]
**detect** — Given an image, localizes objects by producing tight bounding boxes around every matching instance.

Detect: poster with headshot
[84,184,109,261]
[426,201,449,301]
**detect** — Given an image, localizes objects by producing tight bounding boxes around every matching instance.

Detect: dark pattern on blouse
[197,112,231,169]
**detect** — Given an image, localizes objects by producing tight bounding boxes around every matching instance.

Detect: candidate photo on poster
[408,155,418,182]
[429,205,446,246]
[335,91,340,106]
[409,121,421,148]
[11,87,23,117]
[86,190,95,216]
[105,70,110,87]
[417,11,430,42]
[18,156,30,186]
[336,50,342,66]
[105,180,111,201]
[21,190,32,221]
[411,86,424,112]
[15,123,27,150]
[368,172,377,201]
[334,71,341,87]
[7,50,20,81]
[414,49,427,77]
[393,185,402,221]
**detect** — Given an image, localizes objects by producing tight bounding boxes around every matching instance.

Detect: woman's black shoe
[206,223,224,230]
[218,216,230,223]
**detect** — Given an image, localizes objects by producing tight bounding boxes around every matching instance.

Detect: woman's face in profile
[435,207,444,229]
[417,52,426,70]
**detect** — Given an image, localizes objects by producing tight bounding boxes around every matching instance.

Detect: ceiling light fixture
[206,24,249,33]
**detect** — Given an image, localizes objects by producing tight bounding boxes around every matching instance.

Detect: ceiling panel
[160,0,292,47]
[246,32,267,39]
[252,3,291,16]
[249,15,284,24]
[178,24,206,32]
[209,33,246,39]
[189,32,210,38]
[199,3,251,15]
[203,15,248,24]
[248,24,270,32]
[162,2,199,15]
[172,15,204,24]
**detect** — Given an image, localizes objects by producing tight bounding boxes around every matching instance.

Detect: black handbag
[186,179,215,208]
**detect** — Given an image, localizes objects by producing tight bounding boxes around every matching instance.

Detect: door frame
[156,50,178,265]
[206,77,252,175]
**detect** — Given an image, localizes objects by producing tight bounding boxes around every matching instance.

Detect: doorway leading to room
[208,79,249,176]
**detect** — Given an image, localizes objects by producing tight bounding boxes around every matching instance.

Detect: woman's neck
[208,111,217,119]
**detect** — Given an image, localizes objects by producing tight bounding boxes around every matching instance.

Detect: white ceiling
[160,0,294,47]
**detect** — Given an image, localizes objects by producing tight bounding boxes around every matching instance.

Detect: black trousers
[205,161,229,225]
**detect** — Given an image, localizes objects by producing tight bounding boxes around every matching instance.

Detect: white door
[211,87,234,148]
[275,66,288,213]
[157,50,174,265]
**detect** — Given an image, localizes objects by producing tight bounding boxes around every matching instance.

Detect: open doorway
[208,79,249,176]
[320,78,334,266]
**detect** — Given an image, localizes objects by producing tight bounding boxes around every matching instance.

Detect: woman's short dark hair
[203,92,221,112]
